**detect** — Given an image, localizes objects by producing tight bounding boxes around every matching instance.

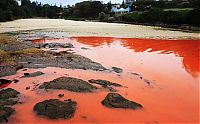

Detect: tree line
[0,0,199,26]
[0,0,63,21]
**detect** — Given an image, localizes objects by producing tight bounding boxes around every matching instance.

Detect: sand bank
[0,19,199,39]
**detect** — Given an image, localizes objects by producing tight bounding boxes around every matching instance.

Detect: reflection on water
[71,37,199,78]
[2,36,199,123]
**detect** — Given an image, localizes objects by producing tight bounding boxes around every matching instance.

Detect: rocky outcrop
[88,79,122,87]
[0,88,20,122]
[112,67,123,73]
[0,79,12,88]
[21,71,44,78]
[39,77,96,92]
[102,93,143,110]
[39,43,74,49]
[34,99,76,119]
[0,88,20,99]
[0,106,15,122]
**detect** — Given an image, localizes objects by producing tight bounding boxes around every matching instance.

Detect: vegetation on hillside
[0,0,199,27]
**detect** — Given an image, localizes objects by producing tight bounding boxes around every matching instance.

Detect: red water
[1,37,199,123]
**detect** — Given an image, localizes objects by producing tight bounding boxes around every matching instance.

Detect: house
[111,0,133,14]
[111,6,131,14]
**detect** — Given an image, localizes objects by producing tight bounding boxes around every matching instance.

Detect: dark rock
[0,106,15,122]
[13,79,19,83]
[42,43,74,49]
[64,99,72,102]
[23,69,28,71]
[102,93,143,110]
[26,86,30,90]
[144,79,151,85]
[39,77,96,92]
[81,47,89,50]
[106,86,117,92]
[24,73,30,76]
[58,94,64,98]
[22,71,44,78]
[88,79,122,87]
[0,88,20,99]
[112,67,123,73]
[34,99,76,119]
[0,79,12,87]
[0,99,18,106]
[0,88,19,122]
[130,72,143,79]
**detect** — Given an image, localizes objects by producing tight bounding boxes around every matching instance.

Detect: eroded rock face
[39,77,96,92]
[21,71,44,78]
[34,99,77,119]
[102,93,143,110]
[88,79,122,87]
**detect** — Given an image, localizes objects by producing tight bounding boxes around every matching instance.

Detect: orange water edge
[1,37,199,123]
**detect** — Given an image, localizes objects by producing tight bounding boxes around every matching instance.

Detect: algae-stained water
[2,37,199,123]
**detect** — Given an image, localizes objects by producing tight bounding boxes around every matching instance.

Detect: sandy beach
[0,19,199,39]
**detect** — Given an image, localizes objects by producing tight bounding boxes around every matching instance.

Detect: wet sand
[0,19,199,39]
[1,37,199,123]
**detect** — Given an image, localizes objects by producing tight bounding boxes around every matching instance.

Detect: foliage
[0,0,63,22]
[110,8,200,26]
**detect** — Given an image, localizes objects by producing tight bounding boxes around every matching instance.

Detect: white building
[111,6,131,14]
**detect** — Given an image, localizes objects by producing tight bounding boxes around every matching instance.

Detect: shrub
[98,12,106,21]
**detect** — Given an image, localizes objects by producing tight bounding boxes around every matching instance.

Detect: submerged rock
[88,79,122,87]
[0,106,15,122]
[112,67,123,73]
[34,99,77,119]
[39,77,96,92]
[102,93,143,110]
[21,71,44,78]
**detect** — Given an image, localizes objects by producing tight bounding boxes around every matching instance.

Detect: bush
[186,8,200,26]
[98,12,106,21]
[137,8,164,23]
[161,10,184,24]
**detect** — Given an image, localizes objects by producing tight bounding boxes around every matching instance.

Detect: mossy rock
[34,99,77,119]
[0,99,18,106]
[88,79,122,87]
[0,88,20,99]
[112,67,123,73]
[39,77,96,92]
[102,93,143,110]
[0,106,15,122]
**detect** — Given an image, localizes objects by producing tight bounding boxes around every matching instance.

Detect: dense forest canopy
[0,0,199,26]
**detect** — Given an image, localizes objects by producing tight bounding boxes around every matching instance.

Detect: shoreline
[0,19,199,40]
